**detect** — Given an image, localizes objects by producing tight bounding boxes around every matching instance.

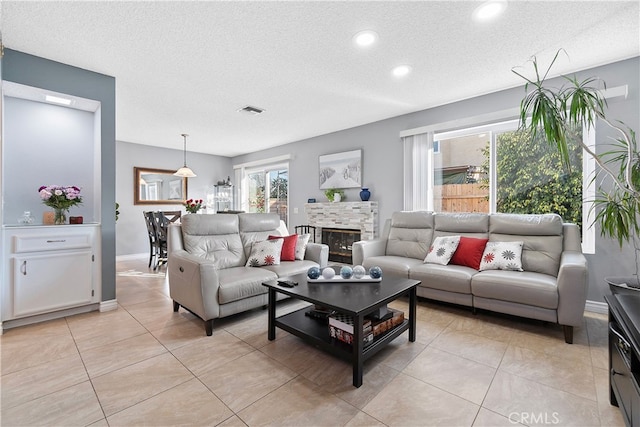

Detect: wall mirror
[134,167,188,205]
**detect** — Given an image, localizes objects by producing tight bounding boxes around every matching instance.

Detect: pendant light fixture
[174,133,197,177]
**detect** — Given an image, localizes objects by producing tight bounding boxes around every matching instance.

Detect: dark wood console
[606,294,640,427]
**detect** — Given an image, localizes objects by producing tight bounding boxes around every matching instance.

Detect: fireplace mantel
[304,201,378,240]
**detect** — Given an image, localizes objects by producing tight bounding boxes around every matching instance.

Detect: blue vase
[360,187,371,201]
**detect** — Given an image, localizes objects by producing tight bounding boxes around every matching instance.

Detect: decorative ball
[369,266,383,279]
[322,267,336,279]
[340,266,353,279]
[307,266,321,280]
[352,265,366,279]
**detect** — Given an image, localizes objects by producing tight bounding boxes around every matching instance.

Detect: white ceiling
[1,1,639,157]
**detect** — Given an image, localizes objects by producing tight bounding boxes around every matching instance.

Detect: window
[246,168,288,225]
[235,155,290,227]
[404,119,593,252]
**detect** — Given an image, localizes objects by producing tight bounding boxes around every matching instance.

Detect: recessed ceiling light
[353,30,378,47]
[473,0,507,22]
[45,95,72,105]
[392,65,412,78]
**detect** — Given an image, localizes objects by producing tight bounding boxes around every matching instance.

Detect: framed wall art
[319,149,362,189]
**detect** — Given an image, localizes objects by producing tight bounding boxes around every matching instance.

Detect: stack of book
[328,307,405,347]
[328,313,374,347]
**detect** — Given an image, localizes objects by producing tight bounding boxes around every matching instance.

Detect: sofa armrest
[352,239,387,266]
[305,242,329,268]
[168,249,221,321]
[556,251,588,327]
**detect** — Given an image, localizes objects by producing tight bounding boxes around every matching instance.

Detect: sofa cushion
[362,255,423,278]
[181,214,245,268]
[269,234,298,261]
[246,239,283,266]
[295,234,311,260]
[471,270,558,309]
[434,213,489,233]
[262,259,319,277]
[386,211,433,260]
[479,241,524,271]
[489,213,563,277]
[410,263,475,294]
[239,213,283,259]
[424,235,460,265]
[217,267,277,304]
[450,237,489,270]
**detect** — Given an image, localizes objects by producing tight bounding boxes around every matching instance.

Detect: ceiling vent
[238,105,265,115]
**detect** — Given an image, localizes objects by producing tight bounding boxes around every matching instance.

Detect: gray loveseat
[352,211,588,343]
[168,213,328,335]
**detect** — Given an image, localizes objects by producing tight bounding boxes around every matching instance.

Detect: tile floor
[0,258,626,427]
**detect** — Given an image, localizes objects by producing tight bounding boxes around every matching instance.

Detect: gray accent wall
[115,140,232,257]
[3,49,117,301]
[232,57,640,303]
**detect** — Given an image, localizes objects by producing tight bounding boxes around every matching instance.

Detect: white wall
[115,141,232,256]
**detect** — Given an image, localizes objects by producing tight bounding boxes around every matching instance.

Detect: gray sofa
[168,213,329,335]
[352,211,588,343]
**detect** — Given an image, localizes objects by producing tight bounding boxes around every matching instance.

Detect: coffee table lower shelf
[275,307,409,384]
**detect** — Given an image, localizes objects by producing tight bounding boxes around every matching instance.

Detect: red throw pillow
[449,237,489,270]
[268,234,299,261]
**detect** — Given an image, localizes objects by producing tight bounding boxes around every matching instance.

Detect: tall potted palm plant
[513,50,639,290]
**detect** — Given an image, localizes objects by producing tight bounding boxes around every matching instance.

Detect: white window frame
[403,119,596,254]
[233,155,291,223]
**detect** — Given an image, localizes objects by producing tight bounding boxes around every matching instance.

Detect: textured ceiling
[1,1,639,157]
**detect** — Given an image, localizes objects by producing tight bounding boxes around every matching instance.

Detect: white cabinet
[2,225,100,322]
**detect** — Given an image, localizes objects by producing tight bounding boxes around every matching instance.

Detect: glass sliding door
[246,166,289,226]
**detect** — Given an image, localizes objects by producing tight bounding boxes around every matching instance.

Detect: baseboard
[585,299,608,314]
[1,303,100,333]
[115,253,148,261]
[100,299,118,312]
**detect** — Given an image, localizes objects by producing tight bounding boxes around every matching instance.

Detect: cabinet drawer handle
[21,261,27,275]
[46,239,67,243]
[179,266,184,272]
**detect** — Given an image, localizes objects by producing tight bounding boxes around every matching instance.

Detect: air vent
[238,105,265,115]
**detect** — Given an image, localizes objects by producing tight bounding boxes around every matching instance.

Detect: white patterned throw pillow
[295,234,311,260]
[424,235,461,265]
[246,239,284,267]
[479,241,524,271]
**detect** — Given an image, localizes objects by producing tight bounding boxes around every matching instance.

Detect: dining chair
[143,211,158,268]
[152,211,170,270]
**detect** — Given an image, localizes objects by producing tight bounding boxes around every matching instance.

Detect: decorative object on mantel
[359,187,371,201]
[307,198,316,203]
[183,198,203,214]
[174,133,197,178]
[70,216,83,224]
[38,185,82,225]
[324,188,345,202]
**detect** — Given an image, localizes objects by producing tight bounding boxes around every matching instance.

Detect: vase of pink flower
[183,198,203,214]
[38,185,82,225]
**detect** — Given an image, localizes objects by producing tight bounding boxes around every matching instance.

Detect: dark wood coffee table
[263,272,420,387]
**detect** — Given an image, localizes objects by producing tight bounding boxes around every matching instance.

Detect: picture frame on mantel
[319,149,362,189]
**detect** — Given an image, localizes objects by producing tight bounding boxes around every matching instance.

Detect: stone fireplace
[304,201,379,263]
[322,228,361,263]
